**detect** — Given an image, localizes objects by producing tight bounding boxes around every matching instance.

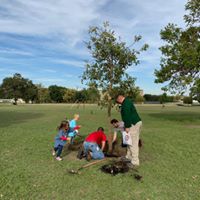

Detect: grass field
[0,104,200,200]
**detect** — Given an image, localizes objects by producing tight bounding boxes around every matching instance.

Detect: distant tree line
[144,94,175,103]
[0,73,198,104]
[0,73,101,104]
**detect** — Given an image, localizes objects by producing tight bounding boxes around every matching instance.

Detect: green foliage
[155,0,200,94]
[190,78,200,102]
[63,88,76,103]
[82,22,148,117]
[134,94,144,104]
[183,96,193,104]
[0,73,38,104]
[184,0,200,25]
[144,93,174,103]
[74,89,89,103]
[48,85,65,103]
[36,84,51,103]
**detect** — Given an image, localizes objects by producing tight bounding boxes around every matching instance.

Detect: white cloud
[0,0,108,43]
[0,48,33,56]
[53,59,85,68]
[0,0,188,94]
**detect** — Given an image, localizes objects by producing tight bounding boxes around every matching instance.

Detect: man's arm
[112,131,117,143]
[101,141,106,151]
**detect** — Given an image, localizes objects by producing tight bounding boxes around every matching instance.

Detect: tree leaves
[82,22,148,119]
[155,0,200,95]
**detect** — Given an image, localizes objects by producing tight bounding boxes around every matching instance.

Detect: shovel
[68,158,108,175]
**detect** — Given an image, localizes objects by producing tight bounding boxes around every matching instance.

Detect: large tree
[0,73,38,104]
[82,22,148,125]
[36,84,51,103]
[155,0,200,94]
[48,85,65,103]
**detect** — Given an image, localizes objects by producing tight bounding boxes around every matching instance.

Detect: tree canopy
[82,22,148,119]
[0,73,38,104]
[155,0,200,95]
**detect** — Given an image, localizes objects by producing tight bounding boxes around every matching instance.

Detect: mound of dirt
[101,161,129,175]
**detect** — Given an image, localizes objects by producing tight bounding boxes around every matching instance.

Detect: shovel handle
[79,158,107,170]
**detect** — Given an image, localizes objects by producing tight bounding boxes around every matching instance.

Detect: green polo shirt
[121,97,141,128]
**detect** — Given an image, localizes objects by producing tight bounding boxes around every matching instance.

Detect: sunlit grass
[0,104,200,200]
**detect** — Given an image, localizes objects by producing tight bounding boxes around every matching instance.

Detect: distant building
[0,98,25,104]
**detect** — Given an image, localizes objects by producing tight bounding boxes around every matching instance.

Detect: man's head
[110,119,119,128]
[116,95,125,104]
[97,127,104,132]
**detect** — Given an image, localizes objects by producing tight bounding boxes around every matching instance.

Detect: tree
[74,89,89,103]
[159,93,168,104]
[87,85,100,103]
[82,22,148,127]
[0,73,38,104]
[190,79,200,102]
[63,88,76,103]
[155,0,200,94]
[36,84,51,103]
[48,85,65,103]
[183,96,193,104]
[135,94,144,104]
[23,81,38,103]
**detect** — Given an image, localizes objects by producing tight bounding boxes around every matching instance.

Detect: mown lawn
[0,104,200,200]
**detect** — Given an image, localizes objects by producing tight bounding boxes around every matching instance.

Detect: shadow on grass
[0,111,44,128]
[149,111,200,123]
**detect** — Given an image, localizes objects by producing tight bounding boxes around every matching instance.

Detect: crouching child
[52,120,74,161]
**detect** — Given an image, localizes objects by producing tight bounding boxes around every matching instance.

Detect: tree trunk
[107,99,113,152]
[14,98,17,105]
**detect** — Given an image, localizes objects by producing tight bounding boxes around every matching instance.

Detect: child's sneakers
[56,157,62,161]
[52,150,56,156]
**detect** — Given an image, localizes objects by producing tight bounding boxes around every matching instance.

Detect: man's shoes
[86,151,92,161]
[120,156,131,163]
[126,163,135,169]
[77,147,85,159]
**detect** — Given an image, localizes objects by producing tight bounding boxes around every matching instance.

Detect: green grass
[0,104,200,200]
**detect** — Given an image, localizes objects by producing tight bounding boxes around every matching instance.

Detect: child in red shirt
[84,127,107,160]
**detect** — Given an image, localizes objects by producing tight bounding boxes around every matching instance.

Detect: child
[52,120,74,161]
[68,114,81,144]
[69,114,80,129]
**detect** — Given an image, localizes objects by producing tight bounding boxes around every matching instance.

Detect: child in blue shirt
[69,114,81,144]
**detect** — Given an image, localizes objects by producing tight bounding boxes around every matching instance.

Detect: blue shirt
[69,119,76,128]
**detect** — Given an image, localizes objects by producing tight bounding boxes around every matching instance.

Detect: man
[83,127,107,161]
[116,95,142,167]
[110,119,125,144]
[110,118,142,147]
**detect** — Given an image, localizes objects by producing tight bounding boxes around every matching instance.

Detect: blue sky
[0,0,187,94]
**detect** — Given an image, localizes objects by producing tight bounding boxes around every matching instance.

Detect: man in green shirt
[116,95,142,167]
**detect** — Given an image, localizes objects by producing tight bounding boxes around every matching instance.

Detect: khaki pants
[126,121,142,166]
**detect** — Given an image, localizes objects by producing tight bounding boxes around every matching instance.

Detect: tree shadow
[149,111,200,123]
[0,111,44,128]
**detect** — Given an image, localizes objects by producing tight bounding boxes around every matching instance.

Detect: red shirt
[85,131,107,145]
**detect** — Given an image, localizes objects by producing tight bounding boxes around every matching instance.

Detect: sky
[0,0,188,94]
